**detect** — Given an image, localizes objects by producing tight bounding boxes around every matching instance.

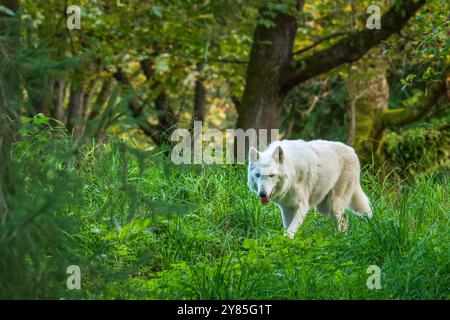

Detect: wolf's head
[247,145,285,205]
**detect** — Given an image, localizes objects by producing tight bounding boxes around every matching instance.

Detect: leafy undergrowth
[2,132,449,299]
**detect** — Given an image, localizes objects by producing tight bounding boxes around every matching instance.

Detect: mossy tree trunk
[347,53,390,162]
[347,52,448,163]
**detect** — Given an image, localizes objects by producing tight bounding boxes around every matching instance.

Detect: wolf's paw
[336,214,348,233]
[284,230,296,239]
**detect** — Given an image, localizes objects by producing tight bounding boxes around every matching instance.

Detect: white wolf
[247,139,372,238]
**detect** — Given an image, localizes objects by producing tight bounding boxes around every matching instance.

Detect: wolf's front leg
[285,206,308,239]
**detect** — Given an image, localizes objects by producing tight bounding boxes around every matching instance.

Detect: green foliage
[282,75,349,141]
[385,121,450,175]
[3,128,448,299]
[0,117,81,299]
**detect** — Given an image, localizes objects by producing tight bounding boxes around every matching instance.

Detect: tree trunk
[89,78,113,120]
[347,53,389,162]
[78,79,98,137]
[54,80,67,123]
[138,59,177,145]
[236,4,301,135]
[0,0,20,224]
[66,85,85,138]
[191,63,207,127]
[29,78,51,116]
[347,53,448,164]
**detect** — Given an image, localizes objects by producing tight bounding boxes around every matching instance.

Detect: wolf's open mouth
[260,189,273,205]
[261,195,269,205]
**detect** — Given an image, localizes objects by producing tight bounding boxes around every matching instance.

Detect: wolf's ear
[272,145,284,164]
[249,146,259,164]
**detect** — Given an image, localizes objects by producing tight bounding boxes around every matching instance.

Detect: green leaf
[150,6,164,18]
[37,134,48,142]
[20,116,33,123]
[405,74,417,82]
[422,67,433,80]
[243,238,258,249]
[0,5,15,16]
[33,114,50,125]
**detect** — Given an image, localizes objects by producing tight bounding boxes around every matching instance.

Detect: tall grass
[1,123,448,299]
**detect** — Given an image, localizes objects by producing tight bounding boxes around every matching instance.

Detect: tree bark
[54,80,67,123]
[347,53,389,162]
[66,84,85,138]
[237,3,301,133]
[191,63,207,128]
[87,78,114,121]
[0,0,20,224]
[77,79,99,137]
[139,59,177,145]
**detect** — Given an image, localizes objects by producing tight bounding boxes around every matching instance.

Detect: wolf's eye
[269,174,275,177]
[255,173,260,178]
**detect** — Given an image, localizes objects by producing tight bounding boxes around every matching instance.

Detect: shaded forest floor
[3,134,449,299]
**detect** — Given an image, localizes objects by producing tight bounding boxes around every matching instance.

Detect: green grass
[2,134,449,299]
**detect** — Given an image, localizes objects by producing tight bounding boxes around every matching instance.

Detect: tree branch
[283,0,426,93]
[206,57,249,65]
[292,32,349,56]
[382,68,448,127]
[113,68,162,144]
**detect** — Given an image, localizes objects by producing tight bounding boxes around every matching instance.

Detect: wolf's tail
[350,185,372,218]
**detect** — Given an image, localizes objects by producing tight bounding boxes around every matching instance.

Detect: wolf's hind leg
[316,194,348,232]
[326,195,351,232]
[332,210,348,232]
[327,173,355,232]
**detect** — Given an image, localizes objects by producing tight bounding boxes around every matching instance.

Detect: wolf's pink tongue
[261,196,269,205]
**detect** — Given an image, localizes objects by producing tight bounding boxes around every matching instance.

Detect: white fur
[247,139,372,238]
